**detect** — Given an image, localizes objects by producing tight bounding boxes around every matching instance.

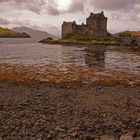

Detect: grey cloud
[0,0,46,14]
[89,0,140,11]
[111,13,121,20]
[89,0,140,25]
[47,6,60,15]
[131,14,140,22]
[0,0,60,15]
[46,0,60,15]
[11,19,31,26]
[0,17,31,26]
[0,17,9,25]
[67,0,84,13]
[42,0,84,15]
[0,0,84,15]
[1,0,140,17]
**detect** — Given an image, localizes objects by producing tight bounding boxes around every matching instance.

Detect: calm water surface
[0,38,140,75]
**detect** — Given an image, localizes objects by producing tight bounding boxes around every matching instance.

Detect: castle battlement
[62,11,108,38]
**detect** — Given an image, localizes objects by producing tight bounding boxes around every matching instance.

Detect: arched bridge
[118,37,140,47]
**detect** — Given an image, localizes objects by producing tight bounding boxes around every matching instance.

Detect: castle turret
[86,11,108,36]
[62,21,77,38]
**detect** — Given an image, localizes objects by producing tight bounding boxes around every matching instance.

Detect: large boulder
[137,39,140,47]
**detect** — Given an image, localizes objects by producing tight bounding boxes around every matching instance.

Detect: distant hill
[113,31,140,37]
[0,27,31,38]
[12,26,55,39]
[130,31,140,37]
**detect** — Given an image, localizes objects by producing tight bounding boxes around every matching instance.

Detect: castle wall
[76,25,89,35]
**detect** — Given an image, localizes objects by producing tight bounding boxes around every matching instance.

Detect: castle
[62,11,108,38]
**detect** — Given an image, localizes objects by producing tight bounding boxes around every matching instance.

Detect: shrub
[63,33,116,43]
[46,37,53,40]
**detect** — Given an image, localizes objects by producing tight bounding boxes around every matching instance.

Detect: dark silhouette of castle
[62,11,108,38]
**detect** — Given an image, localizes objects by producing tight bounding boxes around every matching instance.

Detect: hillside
[0,27,31,38]
[114,31,140,37]
[130,31,140,37]
[12,26,55,39]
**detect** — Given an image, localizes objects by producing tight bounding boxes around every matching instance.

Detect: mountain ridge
[12,26,55,39]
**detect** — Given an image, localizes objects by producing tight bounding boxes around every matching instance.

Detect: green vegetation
[63,33,117,43]
[39,37,54,43]
[0,27,31,38]
[39,33,118,45]
[45,37,53,40]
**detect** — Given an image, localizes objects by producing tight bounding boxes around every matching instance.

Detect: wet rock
[85,135,94,140]
[55,126,65,132]
[47,134,54,140]
[100,135,115,140]
[133,131,140,138]
[119,133,134,140]
[4,136,22,140]
[36,93,42,96]
[134,137,140,140]
[137,116,140,123]
[114,127,122,133]
[70,132,78,138]
[87,127,95,134]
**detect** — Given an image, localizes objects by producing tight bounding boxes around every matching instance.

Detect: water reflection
[84,47,105,68]
[0,38,140,75]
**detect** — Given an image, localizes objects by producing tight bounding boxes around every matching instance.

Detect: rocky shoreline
[39,39,118,46]
[39,38,140,47]
[0,81,140,140]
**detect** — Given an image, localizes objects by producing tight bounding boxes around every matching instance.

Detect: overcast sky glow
[0,0,140,36]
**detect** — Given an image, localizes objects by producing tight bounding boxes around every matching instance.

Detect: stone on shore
[134,137,140,140]
[100,135,115,140]
[119,133,134,140]
[137,115,140,123]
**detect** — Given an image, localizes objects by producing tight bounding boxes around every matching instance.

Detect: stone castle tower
[62,11,108,38]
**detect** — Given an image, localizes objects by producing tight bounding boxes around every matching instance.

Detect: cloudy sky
[0,0,140,36]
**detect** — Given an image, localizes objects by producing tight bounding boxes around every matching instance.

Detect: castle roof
[88,11,106,19]
[63,21,76,26]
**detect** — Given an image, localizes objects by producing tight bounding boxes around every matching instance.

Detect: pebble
[0,82,140,139]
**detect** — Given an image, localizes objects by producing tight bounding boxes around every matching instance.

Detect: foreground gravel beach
[0,82,140,140]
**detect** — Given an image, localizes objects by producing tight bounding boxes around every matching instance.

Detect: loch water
[0,38,140,75]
